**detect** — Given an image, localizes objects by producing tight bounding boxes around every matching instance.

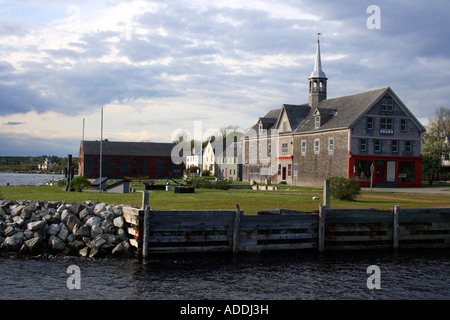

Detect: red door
[374,161,386,184]
[282,167,287,181]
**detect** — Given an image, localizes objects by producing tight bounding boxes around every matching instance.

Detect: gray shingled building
[242,38,426,187]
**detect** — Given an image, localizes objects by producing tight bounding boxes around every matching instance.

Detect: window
[360,139,367,152]
[301,140,306,156]
[374,139,381,152]
[380,118,393,133]
[282,143,288,154]
[268,143,271,155]
[399,161,415,182]
[259,124,263,134]
[315,116,321,129]
[278,164,282,176]
[392,140,398,153]
[381,98,394,112]
[314,139,320,154]
[355,160,372,181]
[367,117,373,130]
[288,164,292,177]
[406,141,412,153]
[328,137,334,155]
[401,119,407,131]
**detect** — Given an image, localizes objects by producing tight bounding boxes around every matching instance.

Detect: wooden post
[323,180,330,209]
[393,205,400,251]
[318,205,326,252]
[232,204,241,255]
[141,190,149,209]
[142,205,150,259]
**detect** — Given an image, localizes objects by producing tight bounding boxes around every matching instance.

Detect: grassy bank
[1,185,449,215]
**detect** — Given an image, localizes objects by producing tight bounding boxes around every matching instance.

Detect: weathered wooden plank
[393,205,400,251]
[325,244,392,251]
[149,234,230,242]
[149,245,231,253]
[398,223,450,233]
[326,211,392,224]
[325,235,393,242]
[127,226,139,237]
[129,238,138,248]
[398,234,450,241]
[318,205,326,253]
[232,204,241,255]
[123,207,141,225]
[243,242,316,251]
[256,233,316,240]
[325,224,393,232]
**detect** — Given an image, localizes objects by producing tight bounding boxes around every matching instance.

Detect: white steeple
[310,36,326,79]
[308,34,327,107]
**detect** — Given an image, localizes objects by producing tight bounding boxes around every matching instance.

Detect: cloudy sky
[1,0,449,156]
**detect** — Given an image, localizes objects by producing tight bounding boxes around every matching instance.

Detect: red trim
[348,154,422,187]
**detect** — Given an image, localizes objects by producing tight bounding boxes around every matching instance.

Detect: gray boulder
[27,220,46,231]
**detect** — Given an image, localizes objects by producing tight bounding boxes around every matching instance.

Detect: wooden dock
[123,193,450,259]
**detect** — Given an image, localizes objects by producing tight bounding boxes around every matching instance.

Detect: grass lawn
[1,185,449,215]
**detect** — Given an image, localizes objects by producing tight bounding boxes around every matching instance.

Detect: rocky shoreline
[0,199,138,259]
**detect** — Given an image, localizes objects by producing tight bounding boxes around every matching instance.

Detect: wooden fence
[122,195,450,259]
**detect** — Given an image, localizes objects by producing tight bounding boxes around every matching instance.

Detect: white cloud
[0,0,449,156]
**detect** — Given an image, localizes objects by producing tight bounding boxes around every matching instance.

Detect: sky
[0,0,449,156]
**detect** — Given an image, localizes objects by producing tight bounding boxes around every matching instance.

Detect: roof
[296,87,390,132]
[81,141,176,157]
[249,87,426,135]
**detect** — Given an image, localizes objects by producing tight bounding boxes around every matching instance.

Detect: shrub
[70,175,91,192]
[328,177,361,200]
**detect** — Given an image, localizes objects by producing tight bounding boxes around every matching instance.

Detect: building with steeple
[242,37,426,187]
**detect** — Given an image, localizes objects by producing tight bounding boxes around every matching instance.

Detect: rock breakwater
[0,199,138,259]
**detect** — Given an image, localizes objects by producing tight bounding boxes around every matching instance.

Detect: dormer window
[259,123,263,134]
[315,116,321,129]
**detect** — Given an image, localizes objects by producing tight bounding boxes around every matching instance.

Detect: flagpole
[100,107,103,193]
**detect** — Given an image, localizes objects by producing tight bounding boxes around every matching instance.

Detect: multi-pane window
[360,139,367,152]
[381,118,393,130]
[282,143,288,154]
[328,137,334,155]
[301,140,306,156]
[315,116,321,129]
[374,139,381,152]
[406,140,412,153]
[392,140,398,153]
[401,119,407,131]
[314,139,320,154]
[367,117,373,130]
[381,98,394,111]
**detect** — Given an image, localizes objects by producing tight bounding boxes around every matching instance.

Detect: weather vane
[317,32,321,41]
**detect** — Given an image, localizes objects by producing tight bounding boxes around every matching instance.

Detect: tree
[422,107,450,184]
[328,177,361,200]
[70,175,91,192]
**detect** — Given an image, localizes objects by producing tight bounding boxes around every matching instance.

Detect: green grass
[1,185,449,215]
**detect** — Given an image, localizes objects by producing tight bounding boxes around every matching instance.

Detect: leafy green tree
[328,177,361,200]
[70,175,91,192]
[422,107,450,184]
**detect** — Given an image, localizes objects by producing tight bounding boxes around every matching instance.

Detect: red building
[79,140,182,179]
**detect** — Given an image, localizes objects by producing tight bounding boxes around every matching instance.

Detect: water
[1,250,449,301]
[0,172,64,187]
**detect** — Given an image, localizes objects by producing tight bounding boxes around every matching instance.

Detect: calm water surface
[1,250,449,300]
[0,172,64,187]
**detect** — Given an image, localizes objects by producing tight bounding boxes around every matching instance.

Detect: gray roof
[250,87,426,135]
[81,141,176,157]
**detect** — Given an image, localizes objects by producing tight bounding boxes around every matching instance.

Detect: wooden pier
[123,192,450,259]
